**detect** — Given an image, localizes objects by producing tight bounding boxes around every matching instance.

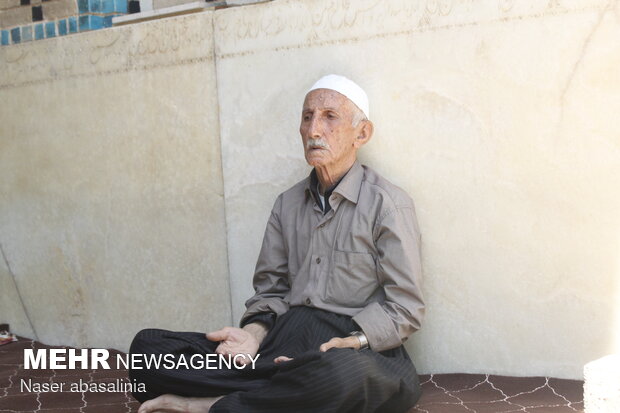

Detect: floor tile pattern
[1,338,584,412]
[410,373,584,413]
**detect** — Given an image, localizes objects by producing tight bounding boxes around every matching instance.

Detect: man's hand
[206,322,268,364]
[273,355,293,364]
[273,335,361,365]
[319,336,361,352]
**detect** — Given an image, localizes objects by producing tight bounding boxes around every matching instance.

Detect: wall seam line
[0,242,39,340]
[211,10,234,328]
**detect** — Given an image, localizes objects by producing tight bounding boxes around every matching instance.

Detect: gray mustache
[306,139,329,150]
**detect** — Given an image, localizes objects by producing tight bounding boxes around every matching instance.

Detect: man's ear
[354,120,374,148]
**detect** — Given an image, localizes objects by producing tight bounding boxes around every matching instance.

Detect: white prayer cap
[307,74,370,119]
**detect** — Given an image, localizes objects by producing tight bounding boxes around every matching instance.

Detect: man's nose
[307,115,322,137]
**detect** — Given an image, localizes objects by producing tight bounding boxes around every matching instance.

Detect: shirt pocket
[325,250,378,307]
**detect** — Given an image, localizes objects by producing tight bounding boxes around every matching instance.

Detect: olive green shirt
[241,160,424,352]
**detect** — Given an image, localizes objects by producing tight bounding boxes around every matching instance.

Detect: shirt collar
[333,160,363,204]
[305,160,363,205]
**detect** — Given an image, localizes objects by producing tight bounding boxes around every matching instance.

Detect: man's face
[300,89,361,171]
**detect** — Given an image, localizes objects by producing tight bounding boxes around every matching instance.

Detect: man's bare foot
[138,394,223,413]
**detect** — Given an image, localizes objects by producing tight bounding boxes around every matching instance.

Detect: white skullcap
[307,74,370,119]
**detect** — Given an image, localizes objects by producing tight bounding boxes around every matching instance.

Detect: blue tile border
[22,25,33,42]
[34,23,45,40]
[78,0,89,13]
[1,7,129,46]
[103,15,114,28]
[79,15,89,31]
[101,0,114,13]
[90,0,100,12]
[90,15,104,30]
[45,21,56,38]
[114,0,127,13]
[69,16,78,33]
[58,19,67,36]
[10,27,21,44]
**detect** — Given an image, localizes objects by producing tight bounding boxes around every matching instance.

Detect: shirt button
[316,257,321,264]
[305,297,312,305]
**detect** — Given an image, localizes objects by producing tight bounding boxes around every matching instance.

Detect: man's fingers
[214,343,229,356]
[206,327,230,342]
[319,337,342,352]
[320,336,360,352]
[137,395,164,413]
[274,356,293,364]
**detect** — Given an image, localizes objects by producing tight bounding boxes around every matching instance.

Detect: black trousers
[129,306,421,413]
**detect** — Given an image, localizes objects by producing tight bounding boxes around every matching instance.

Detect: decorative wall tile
[103,14,114,27]
[101,0,113,13]
[78,14,88,30]
[31,5,42,21]
[128,0,138,13]
[10,26,20,43]
[57,18,66,35]
[34,22,43,38]
[114,0,126,13]
[1,0,132,45]
[90,14,103,29]
[68,15,76,32]
[77,0,87,13]
[21,24,32,41]
[44,20,54,37]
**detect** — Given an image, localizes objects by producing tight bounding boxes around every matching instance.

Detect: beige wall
[1,0,619,379]
[215,0,620,379]
[0,12,232,350]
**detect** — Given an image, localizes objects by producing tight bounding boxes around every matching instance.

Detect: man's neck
[315,159,356,194]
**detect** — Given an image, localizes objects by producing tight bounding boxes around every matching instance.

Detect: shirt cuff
[240,312,276,330]
[239,297,289,327]
[352,302,402,352]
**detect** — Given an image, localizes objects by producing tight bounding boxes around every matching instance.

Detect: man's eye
[326,113,337,119]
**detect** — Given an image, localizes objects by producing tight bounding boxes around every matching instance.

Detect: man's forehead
[302,89,351,111]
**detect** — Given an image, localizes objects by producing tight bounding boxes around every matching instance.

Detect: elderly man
[129,74,424,413]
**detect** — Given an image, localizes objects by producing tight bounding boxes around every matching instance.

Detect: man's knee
[315,349,378,388]
[323,349,420,402]
[129,328,163,354]
[128,329,169,402]
[127,329,164,383]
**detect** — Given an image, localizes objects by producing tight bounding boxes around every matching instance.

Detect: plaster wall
[0,11,232,351]
[215,0,620,379]
[1,0,619,379]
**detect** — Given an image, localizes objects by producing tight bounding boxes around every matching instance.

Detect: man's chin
[305,153,327,165]
[305,158,328,168]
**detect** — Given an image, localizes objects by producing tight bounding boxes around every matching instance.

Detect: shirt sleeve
[240,312,276,330]
[352,203,425,352]
[239,194,291,327]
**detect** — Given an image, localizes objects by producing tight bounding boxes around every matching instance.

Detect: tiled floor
[0,339,139,413]
[0,338,584,412]
[409,373,583,413]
